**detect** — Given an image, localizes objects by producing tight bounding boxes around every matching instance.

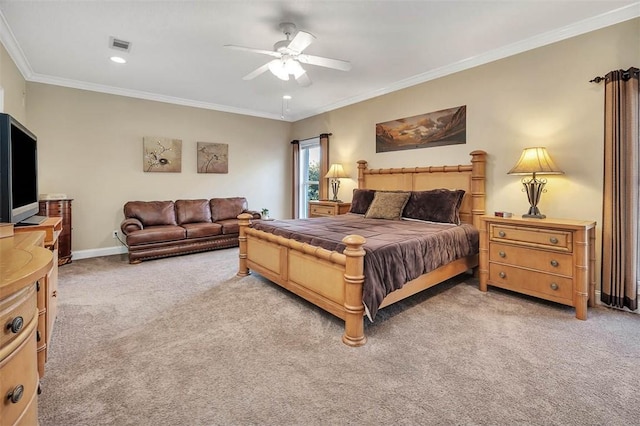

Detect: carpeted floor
[38,248,640,425]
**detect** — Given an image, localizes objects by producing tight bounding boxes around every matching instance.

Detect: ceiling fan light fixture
[287,60,306,79]
[268,59,289,81]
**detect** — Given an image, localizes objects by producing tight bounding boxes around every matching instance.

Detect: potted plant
[261,208,270,219]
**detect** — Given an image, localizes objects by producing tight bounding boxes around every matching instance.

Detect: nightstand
[479,215,596,320]
[308,200,351,218]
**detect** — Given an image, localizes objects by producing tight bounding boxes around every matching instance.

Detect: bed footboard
[238,214,368,346]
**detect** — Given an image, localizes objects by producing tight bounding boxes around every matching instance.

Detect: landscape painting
[376,105,466,153]
[143,136,182,172]
[197,142,228,174]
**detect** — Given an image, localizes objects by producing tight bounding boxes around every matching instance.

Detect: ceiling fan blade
[224,45,281,58]
[297,54,351,71]
[287,30,315,53]
[242,63,271,80]
[296,72,312,87]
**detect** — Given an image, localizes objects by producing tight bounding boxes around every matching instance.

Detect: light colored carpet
[39,248,640,425]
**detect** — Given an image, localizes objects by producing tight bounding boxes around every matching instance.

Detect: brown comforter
[252,214,479,319]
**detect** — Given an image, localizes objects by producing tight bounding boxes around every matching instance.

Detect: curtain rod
[590,67,639,83]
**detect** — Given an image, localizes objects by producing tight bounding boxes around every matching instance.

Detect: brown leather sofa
[120,197,261,263]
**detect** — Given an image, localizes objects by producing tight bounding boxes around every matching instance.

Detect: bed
[237,150,487,346]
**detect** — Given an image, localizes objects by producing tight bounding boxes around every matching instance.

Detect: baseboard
[72,245,128,260]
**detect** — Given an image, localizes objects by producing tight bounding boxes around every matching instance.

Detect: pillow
[364,191,410,220]
[402,189,465,224]
[349,189,376,214]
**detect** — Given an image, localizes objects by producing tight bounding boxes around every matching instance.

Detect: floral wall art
[197,142,228,174]
[143,136,182,172]
[375,105,467,153]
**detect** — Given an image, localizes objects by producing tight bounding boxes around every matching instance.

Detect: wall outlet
[112,230,118,239]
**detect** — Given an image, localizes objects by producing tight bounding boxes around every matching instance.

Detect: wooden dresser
[479,216,596,319]
[14,217,61,378]
[308,200,351,218]
[1,226,53,425]
[39,199,73,265]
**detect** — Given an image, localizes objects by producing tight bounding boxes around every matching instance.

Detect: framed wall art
[197,142,228,174]
[143,136,182,172]
[375,105,466,153]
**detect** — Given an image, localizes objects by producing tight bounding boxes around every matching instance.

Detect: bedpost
[342,234,367,347]
[357,160,368,189]
[469,150,487,230]
[237,213,253,277]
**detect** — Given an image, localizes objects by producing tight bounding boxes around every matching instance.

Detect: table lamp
[325,163,348,202]
[508,147,564,219]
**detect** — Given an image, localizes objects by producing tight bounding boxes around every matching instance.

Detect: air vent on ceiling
[109,36,131,52]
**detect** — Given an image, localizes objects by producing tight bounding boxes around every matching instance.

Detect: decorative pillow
[364,191,410,220]
[349,189,376,214]
[402,189,465,224]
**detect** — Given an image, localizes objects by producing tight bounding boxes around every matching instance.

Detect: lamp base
[523,213,546,219]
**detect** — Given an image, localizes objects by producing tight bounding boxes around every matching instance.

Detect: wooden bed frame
[238,150,487,346]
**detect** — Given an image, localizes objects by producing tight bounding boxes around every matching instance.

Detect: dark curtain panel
[601,67,639,310]
[291,140,300,219]
[319,133,330,201]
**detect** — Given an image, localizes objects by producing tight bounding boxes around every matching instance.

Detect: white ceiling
[0,1,638,122]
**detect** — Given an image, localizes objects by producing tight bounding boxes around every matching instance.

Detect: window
[299,138,320,218]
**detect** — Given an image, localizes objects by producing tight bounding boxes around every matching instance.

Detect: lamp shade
[508,147,564,175]
[324,163,348,179]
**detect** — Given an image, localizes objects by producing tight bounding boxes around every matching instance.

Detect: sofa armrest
[121,218,143,235]
[243,210,262,220]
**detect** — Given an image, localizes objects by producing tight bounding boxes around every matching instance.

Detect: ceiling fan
[224,22,351,87]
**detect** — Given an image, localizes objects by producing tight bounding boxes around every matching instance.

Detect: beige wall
[292,19,639,285]
[0,42,27,122]
[26,83,291,255]
[2,18,638,262]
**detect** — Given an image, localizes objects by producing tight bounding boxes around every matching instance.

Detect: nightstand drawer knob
[499,272,506,279]
[550,237,559,244]
[7,316,23,334]
[498,231,506,237]
[499,251,506,258]
[7,385,24,404]
[550,282,559,291]
[550,260,559,267]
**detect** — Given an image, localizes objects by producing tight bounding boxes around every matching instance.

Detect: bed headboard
[356,150,487,228]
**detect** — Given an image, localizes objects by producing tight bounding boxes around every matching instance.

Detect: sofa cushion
[124,201,177,226]
[182,222,223,239]
[175,199,212,224]
[216,219,240,235]
[126,225,185,245]
[210,197,248,222]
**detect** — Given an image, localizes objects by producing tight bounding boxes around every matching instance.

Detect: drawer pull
[498,231,506,238]
[499,272,506,279]
[499,251,506,258]
[7,384,24,404]
[550,237,559,244]
[7,316,24,334]
[550,282,559,291]
[550,260,559,267]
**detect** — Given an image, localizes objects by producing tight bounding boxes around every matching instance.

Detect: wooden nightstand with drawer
[479,216,596,319]
[308,200,351,218]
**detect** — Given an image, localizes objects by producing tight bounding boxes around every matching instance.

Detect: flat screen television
[0,113,45,224]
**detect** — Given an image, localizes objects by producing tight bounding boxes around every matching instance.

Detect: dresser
[308,200,351,218]
[0,227,53,425]
[479,216,596,319]
[39,199,73,265]
[14,217,61,378]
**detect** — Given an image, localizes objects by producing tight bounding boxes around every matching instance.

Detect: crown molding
[289,2,640,121]
[26,72,286,121]
[2,4,638,123]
